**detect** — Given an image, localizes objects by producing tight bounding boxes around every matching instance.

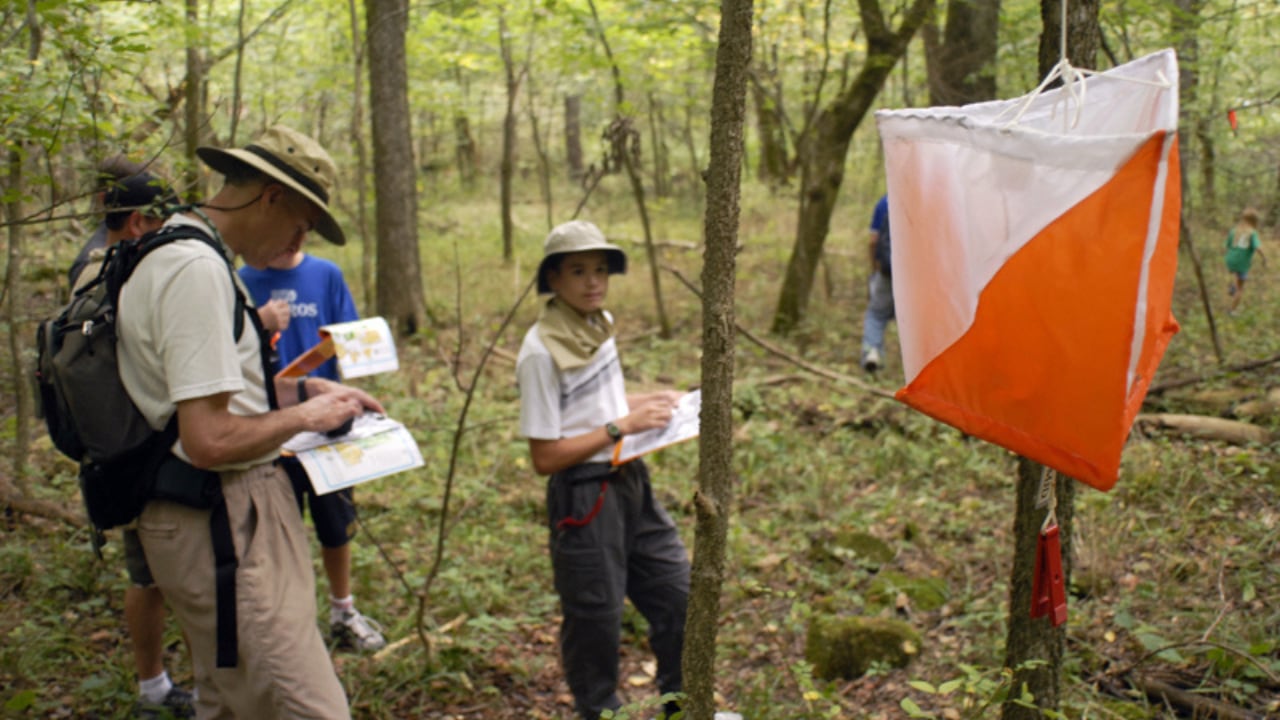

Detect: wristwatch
[605,422,623,441]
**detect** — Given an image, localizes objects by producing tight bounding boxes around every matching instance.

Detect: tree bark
[750,69,789,185]
[682,0,752,717]
[498,12,522,263]
[1002,3,1096,717]
[1003,460,1074,718]
[454,114,477,187]
[564,94,584,183]
[925,0,1000,106]
[5,148,31,489]
[366,0,426,336]
[586,0,672,339]
[347,0,374,312]
[183,0,204,198]
[772,0,935,334]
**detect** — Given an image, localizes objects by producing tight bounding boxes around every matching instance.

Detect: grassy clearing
[2,180,1278,719]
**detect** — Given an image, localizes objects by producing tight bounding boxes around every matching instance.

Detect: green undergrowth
[3,188,1278,718]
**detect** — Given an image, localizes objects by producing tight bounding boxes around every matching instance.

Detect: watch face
[606,422,621,440]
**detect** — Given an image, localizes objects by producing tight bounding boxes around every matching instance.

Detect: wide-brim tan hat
[536,220,627,294]
[197,125,345,246]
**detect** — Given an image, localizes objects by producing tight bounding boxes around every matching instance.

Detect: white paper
[283,412,423,495]
[613,390,701,465]
[322,317,399,379]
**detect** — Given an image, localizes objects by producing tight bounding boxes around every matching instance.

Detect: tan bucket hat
[536,220,627,294]
[197,125,345,245]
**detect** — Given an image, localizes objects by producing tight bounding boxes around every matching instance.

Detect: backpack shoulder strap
[119,225,248,342]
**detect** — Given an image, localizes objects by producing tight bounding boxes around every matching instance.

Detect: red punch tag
[1030,523,1068,627]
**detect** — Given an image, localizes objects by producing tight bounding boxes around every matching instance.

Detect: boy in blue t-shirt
[239,249,387,652]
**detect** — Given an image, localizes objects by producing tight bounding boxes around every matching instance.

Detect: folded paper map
[282,412,423,494]
[611,390,701,466]
[277,317,399,379]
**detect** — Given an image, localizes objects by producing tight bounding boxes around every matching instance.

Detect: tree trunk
[564,94,584,183]
[348,0,374,312]
[1003,459,1075,718]
[586,0,672,339]
[1002,3,1096,716]
[750,70,789,185]
[366,0,425,337]
[772,0,935,335]
[5,148,31,489]
[648,91,670,198]
[183,0,204,198]
[229,0,247,145]
[925,0,1000,106]
[499,12,521,263]
[1170,0,1222,363]
[527,84,555,231]
[454,114,478,187]
[682,0,752,717]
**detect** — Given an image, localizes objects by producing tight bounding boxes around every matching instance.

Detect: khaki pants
[137,463,350,720]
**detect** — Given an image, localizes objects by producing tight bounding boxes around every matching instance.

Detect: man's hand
[257,298,291,333]
[620,391,681,435]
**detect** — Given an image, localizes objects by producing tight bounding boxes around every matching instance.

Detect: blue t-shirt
[239,255,359,381]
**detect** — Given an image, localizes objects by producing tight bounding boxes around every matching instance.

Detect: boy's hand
[621,392,680,434]
[258,298,291,333]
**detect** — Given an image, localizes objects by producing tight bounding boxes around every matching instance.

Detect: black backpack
[35,224,247,530]
[874,212,892,276]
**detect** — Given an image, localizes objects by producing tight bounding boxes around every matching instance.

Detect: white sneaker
[862,347,882,373]
[331,608,387,652]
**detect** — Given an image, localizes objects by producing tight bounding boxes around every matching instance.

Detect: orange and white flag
[875,49,1181,491]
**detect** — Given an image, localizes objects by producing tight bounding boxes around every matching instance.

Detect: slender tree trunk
[1170,0,1222,363]
[527,85,555,231]
[499,12,521,263]
[586,0,672,338]
[772,0,935,334]
[1002,2,1096,716]
[229,0,247,145]
[683,0,752,717]
[183,0,204,197]
[366,0,426,336]
[454,114,477,187]
[564,94,584,183]
[750,71,789,185]
[5,149,31,489]
[647,91,670,198]
[348,0,374,312]
[1003,460,1074,718]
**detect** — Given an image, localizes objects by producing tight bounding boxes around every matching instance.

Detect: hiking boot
[862,347,882,373]
[331,608,387,652]
[134,685,195,719]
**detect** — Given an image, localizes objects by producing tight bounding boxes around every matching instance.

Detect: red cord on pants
[556,480,609,531]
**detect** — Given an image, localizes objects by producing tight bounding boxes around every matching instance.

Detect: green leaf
[907,680,937,694]
[4,690,37,712]
[899,698,934,718]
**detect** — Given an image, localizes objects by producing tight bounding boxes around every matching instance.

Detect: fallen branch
[665,267,896,400]
[1134,413,1273,445]
[0,475,84,528]
[1129,673,1265,720]
[1147,352,1280,395]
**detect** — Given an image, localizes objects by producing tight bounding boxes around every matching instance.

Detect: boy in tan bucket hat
[516,220,700,719]
[117,125,381,719]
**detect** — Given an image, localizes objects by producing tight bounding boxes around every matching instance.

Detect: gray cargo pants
[547,459,691,720]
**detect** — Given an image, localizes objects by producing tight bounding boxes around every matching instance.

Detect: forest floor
[2,205,1279,719]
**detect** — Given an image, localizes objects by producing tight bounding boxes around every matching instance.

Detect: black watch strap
[297,377,308,402]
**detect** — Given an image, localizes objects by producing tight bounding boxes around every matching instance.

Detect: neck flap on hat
[537,297,615,371]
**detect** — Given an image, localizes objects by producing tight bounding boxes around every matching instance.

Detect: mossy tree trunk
[682,0,752,717]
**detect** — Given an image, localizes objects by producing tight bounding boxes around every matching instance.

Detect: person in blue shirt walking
[239,249,387,652]
[861,194,895,372]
